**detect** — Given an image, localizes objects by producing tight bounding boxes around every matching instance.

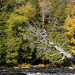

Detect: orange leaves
[66,0,75,18]
[71,9,75,19]
[67,0,74,5]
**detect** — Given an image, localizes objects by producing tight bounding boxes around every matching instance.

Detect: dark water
[0,67,75,75]
[0,72,27,75]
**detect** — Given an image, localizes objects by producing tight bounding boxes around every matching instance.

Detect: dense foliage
[64,0,75,55]
[0,0,75,67]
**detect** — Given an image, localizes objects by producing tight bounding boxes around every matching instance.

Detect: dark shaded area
[1,73,27,75]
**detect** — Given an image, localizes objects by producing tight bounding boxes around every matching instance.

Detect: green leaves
[0,0,36,66]
[48,0,67,26]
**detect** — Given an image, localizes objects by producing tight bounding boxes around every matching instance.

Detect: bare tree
[25,20,75,62]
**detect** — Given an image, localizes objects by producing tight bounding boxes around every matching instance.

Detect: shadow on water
[0,73,27,75]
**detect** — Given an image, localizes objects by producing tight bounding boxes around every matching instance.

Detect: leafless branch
[59,56,65,61]
[61,43,65,47]
[57,42,61,47]
[49,52,61,57]
[29,18,40,31]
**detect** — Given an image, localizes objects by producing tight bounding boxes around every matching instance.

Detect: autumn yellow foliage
[64,16,75,55]
[38,64,45,67]
[18,63,30,68]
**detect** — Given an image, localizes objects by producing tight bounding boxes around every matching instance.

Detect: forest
[0,0,75,67]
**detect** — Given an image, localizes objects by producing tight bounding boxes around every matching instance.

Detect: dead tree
[25,20,75,62]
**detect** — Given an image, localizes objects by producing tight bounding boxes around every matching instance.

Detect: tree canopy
[0,0,75,67]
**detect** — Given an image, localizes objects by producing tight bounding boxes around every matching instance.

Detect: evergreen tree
[0,0,36,66]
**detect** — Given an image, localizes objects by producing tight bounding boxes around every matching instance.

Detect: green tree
[48,0,67,26]
[0,0,11,66]
[0,0,36,66]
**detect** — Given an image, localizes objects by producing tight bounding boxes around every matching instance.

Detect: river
[0,67,75,75]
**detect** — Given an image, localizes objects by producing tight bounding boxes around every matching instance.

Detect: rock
[68,67,75,69]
